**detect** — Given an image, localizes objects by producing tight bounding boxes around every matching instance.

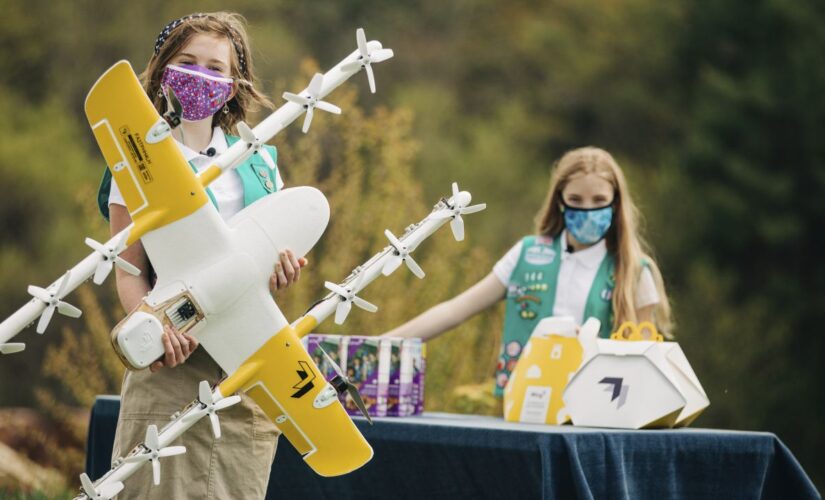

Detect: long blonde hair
[140,12,273,133]
[535,147,673,334]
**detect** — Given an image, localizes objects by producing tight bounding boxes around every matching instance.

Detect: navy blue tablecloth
[86,396,820,499]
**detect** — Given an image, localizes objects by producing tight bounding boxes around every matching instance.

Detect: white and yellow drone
[0,28,485,500]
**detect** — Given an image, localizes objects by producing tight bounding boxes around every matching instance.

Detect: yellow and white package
[661,342,709,427]
[563,322,709,429]
[503,317,600,425]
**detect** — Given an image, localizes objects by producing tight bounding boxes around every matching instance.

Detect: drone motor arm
[292,183,486,337]
[0,227,136,350]
[75,382,239,499]
[198,29,393,189]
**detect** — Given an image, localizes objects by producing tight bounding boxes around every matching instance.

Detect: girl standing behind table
[383,147,672,395]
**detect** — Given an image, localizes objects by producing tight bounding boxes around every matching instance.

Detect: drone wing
[217,321,373,477]
[84,60,210,244]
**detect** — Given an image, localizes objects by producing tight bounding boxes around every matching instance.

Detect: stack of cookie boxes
[303,334,425,417]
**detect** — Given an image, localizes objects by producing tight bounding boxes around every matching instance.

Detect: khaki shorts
[111,347,280,499]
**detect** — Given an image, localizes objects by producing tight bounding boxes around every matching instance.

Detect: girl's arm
[109,204,198,372]
[109,205,152,312]
[634,267,660,325]
[636,304,655,324]
[383,272,507,341]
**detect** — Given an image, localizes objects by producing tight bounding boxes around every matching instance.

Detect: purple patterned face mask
[161,64,234,121]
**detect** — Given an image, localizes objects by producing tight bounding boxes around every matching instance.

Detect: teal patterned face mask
[563,203,613,244]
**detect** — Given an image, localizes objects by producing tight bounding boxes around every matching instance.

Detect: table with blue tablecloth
[85,396,819,499]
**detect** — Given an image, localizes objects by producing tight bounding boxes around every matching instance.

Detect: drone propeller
[283,73,342,133]
[161,85,183,128]
[0,343,25,355]
[27,271,82,334]
[181,381,242,439]
[432,182,487,241]
[124,425,186,486]
[340,28,395,93]
[324,272,377,325]
[79,472,123,500]
[86,231,140,285]
[316,344,373,424]
[382,229,425,279]
[236,121,277,171]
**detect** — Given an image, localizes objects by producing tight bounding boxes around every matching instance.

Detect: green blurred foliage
[0,0,823,490]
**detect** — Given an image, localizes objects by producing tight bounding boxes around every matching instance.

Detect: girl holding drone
[98,12,302,499]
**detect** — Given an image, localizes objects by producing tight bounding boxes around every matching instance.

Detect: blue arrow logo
[599,377,629,408]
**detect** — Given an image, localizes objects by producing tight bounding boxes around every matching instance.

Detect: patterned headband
[153,14,247,76]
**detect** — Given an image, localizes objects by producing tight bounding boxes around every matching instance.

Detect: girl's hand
[149,325,200,373]
[270,249,308,295]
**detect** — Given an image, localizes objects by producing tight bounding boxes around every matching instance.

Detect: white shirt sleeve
[635,266,660,309]
[275,167,284,190]
[108,176,126,207]
[492,240,523,286]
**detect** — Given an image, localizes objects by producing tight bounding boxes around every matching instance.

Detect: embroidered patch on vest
[524,244,556,265]
[506,341,522,357]
[514,293,540,320]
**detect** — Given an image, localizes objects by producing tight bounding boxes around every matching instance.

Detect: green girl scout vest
[495,234,615,396]
[96,134,280,221]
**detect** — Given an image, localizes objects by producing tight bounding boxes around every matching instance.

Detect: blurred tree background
[0,0,823,493]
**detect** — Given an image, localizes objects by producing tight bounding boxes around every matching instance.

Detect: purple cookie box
[383,339,403,416]
[342,336,383,417]
[302,334,425,417]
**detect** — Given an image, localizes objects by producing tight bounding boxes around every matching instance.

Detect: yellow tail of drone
[220,324,373,476]
[84,60,210,244]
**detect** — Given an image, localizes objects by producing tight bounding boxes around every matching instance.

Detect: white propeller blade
[181,381,242,440]
[80,472,123,500]
[282,73,342,134]
[86,231,140,285]
[307,72,325,99]
[325,274,378,325]
[317,344,345,376]
[303,106,315,134]
[0,343,25,355]
[259,147,277,170]
[314,100,342,115]
[451,216,465,242]
[124,425,186,486]
[334,298,353,325]
[382,253,403,276]
[282,92,308,106]
[316,343,373,423]
[340,28,395,93]
[459,204,486,215]
[351,295,378,313]
[28,271,82,334]
[364,65,376,94]
[382,229,425,279]
[403,256,425,278]
[237,121,277,171]
[448,202,487,241]
[356,26,369,58]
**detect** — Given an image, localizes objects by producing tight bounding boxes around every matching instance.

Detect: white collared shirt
[108,127,284,221]
[493,230,660,325]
